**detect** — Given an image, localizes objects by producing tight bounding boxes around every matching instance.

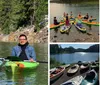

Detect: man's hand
[29,58,34,62]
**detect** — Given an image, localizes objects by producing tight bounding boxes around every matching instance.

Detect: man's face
[19,36,27,45]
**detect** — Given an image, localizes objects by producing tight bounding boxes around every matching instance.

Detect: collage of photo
[0,0,99,85]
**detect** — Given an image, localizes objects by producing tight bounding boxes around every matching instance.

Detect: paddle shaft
[0,58,48,64]
[37,60,48,63]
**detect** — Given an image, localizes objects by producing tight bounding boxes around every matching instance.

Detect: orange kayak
[82,20,100,26]
[50,22,65,29]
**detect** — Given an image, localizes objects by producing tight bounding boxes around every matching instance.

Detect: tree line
[51,0,99,3]
[50,44,99,54]
[0,0,48,34]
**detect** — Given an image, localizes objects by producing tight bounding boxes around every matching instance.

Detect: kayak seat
[92,62,96,65]
[62,26,66,30]
[76,23,83,28]
[16,62,25,68]
[85,71,95,80]
[71,66,76,69]
[62,82,74,85]
[83,63,88,66]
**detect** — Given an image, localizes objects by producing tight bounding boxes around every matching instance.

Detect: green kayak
[4,61,39,69]
[4,61,39,74]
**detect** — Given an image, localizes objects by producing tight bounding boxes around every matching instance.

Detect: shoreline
[0,25,48,43]
[50,25,99,42]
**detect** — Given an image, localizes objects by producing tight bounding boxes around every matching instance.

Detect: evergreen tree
[0,0,48,34]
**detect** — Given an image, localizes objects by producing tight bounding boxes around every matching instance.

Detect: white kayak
[61,75,84,85]
[80,63,89,70]
[61,64,70,68]
[67,64,79,74]
[50,68,56,74]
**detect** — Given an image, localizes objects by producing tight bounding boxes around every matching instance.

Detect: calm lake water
[0,42,48,85]
[50,2,99,24]
[51,52,99,64]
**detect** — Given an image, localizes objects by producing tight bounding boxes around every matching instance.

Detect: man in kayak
[54,17,60,25]
[76,18,83,28]
[62,12,66,21]
[88,16,93,22]
[11,34,36,62]
[84,13,89,20]
[70,11,73,19]
[63,12,66,18]
[77,12,82,19]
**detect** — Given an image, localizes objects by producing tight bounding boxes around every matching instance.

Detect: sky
[60,44,95,49]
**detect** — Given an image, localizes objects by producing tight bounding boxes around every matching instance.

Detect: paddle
[0,56,48,64]
[37,60,48,63]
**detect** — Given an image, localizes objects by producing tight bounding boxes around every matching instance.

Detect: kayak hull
[50,67,65,82]
[67,64,79,74]
[4,61,39,69]
[82,20,100,26]
[50,22,65,29]
[74,23,86,33]
[80,64,89,73]
[60,25,71,33]
[80,70,98,85]
[61,76,83,85]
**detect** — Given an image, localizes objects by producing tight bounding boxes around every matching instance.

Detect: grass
[50,58,65,69]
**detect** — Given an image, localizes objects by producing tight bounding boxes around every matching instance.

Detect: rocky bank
[0,25,48,43]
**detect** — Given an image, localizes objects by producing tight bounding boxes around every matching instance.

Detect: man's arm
[11,47,16,56]
[31,47,36,61]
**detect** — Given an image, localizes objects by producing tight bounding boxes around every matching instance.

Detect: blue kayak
[74,23,86,33]
[80,70,98,85]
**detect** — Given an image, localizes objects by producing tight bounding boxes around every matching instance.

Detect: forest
[0,0,48,34]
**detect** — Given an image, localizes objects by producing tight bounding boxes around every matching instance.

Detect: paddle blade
[5,56,22,61]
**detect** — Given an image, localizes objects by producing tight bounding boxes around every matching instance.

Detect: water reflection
[5,68,37,85]
[51,52,98,64]
[77,52,86,55]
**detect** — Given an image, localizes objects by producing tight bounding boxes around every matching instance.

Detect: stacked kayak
[61,75,83,85]
[61,64,70,69]
[90,62,99,70]
[60,25,71,33]
[67,64,79,74]
[80,70,98,85]
[80,63,89,70]
[82,20,100,26]
[74,23,86,33]
[50,67,65,82]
